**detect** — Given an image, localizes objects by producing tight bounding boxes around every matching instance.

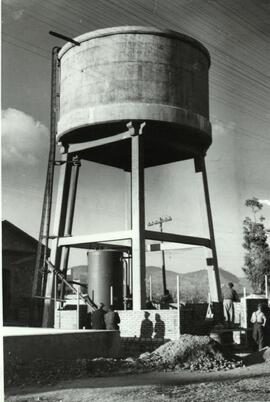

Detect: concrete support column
[42,153,72,327]
[200,157,222,302]
[131,122,146,310]
[60,155,81,300]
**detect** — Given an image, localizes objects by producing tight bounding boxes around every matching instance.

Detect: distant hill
[145,266,252,302]
[69,264,252,302]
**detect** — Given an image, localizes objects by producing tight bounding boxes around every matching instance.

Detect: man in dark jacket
[154,313,165,339]
[104,305,120,330]
[140,311,153,339]
[91,302,106,329]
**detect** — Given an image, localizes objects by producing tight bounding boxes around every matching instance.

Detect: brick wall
[118,303,224,339]
[118,310,180,340]
[55,306,88,330]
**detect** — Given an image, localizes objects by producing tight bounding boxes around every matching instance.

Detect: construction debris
[137,335,244,372]
[5,336,244,388]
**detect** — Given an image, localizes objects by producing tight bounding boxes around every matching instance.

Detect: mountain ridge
[69,264,251,302]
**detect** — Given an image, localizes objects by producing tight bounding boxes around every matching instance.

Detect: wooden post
[149,275,152,301]
[131,122,146,310]
[110,286,114,305]
[177,275,180,338]
[77,288,80,330]
[54,272,57,328]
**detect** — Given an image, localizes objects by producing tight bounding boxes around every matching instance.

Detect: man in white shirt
[250,303,267,350]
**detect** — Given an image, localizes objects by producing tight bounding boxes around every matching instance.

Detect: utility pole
[148,216,172,294]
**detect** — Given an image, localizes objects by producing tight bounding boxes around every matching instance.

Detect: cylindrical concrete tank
[87,250,123,309]
[57,26,212,168]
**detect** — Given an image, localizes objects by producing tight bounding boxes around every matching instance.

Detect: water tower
[42,27,222,326]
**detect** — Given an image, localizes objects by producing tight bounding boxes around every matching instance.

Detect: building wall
[3,251,36,326]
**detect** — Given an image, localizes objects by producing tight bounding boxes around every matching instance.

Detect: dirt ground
[5,361,270,402]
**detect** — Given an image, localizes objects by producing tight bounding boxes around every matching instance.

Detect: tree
[242,197,270,293]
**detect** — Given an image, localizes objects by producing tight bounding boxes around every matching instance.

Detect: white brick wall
[55,310,78,330]
[117,310,180,340]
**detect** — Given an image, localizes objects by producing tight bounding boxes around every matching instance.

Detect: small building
[2,220,41,326]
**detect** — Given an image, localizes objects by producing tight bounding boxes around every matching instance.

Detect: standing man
[251,303,267,350]
[91,302,106,329]
[222,282,240,326]
[154,313,165,340]
[140,311,153,339]
[104,305,120,330]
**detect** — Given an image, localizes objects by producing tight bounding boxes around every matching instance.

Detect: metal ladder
[32,47,60,299]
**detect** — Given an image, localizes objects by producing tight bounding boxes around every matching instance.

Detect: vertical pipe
[161,250,167,294]
[129,253,132,296]
[54,272,57,328]
[110,286,114,305]
[77,288,80,330]
[177,275,180,338]
[160,223,167,294]
[123,258,127,310]
[149,275,152,301]
[265,275,268,299]
[131,122,146,310]
[201,157,222,302]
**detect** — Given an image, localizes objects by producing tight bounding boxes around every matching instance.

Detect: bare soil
[5,361,270,402]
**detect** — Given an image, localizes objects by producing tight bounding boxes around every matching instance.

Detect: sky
[2,0,270,279]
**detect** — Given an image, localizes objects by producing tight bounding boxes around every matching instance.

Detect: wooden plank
[147,243,202,251]
[67,128,134,154]
[58,230,133,247]
[145,230,211,248]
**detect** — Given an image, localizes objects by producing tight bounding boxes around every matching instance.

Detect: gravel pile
[137,335,244,372]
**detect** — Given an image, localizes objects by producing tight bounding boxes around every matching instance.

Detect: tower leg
[196,156,222,302]
[131,122,146,310]
[59,156,81,301]
[42,154,72,327]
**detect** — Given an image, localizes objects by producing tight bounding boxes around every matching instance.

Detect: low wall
[4,330,121,367]
[118,304,223,339]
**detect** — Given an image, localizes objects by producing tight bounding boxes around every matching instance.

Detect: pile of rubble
[5,335,243,387]
[137,335,244,372]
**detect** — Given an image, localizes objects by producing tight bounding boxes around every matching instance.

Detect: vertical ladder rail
[32,46,60,298]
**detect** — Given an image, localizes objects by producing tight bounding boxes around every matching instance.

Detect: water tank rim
[57,103,212,143]
[58,26,210,65]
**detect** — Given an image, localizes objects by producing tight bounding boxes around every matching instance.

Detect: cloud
[2,0,33,20]
[259,199,270,207]
[2,108,49,166]
[11,9,24,20]
[212,118,235,136]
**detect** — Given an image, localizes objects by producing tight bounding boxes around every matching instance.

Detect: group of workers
[90,303,120,330]
[223,282,270,350]
[89,303,166,339]
[140,311,166,339]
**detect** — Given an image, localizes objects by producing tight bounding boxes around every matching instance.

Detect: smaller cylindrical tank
[87,250,123,309]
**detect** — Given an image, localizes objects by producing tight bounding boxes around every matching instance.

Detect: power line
[2,38,50,60]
